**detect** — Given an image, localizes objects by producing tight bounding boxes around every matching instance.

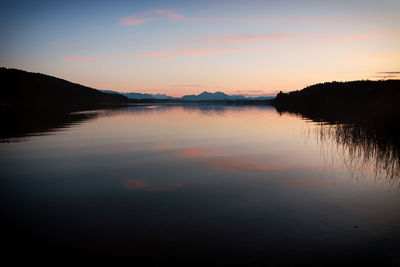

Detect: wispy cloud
[377,71,400,74]
[206,34,293,42]
[128,48,260,57]
[119,17,148,26]
[332,28,400,41]
[371,75,399,79]
[371,71,400,79]
[184,16,363,24]
[63,57,96,62]
[119,9,183,26]
[337,33,385,41]
[281,17,360,24]
[152,9,183,20]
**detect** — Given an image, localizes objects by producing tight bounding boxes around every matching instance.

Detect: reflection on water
[313,123,400,186]
[1,104,399,265]
[0,109,100,141]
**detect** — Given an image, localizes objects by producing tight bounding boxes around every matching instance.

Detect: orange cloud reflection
[207,158,281,172]
[178,148,210,158]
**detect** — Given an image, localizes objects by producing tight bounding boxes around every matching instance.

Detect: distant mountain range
[101,90,274,101]
[101,90,175,100]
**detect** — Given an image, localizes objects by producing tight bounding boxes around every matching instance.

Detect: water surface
[1,104,399,265]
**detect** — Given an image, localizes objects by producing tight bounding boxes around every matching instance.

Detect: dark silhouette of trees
[273,80,400,128]
[0,67,132,140]
[0,67,129,112]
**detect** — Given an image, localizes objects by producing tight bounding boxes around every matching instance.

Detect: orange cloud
[206,34,293,42]
[63,57,96,62]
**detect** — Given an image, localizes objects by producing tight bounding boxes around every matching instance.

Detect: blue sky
[1,0,399,96]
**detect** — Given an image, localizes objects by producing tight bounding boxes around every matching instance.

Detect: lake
[1,104,399,265]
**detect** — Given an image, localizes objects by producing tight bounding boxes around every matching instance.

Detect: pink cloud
[119,17,148,26]
[119,9,183,26]
[206,34,293,42]
[153,9,183,20]
[63,57,96,62]
[128,48,259,57]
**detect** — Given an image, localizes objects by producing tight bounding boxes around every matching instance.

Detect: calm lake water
[1,104,399,265]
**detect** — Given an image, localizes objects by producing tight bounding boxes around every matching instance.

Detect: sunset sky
[1,0,399,97]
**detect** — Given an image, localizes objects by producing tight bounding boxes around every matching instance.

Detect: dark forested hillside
[0,67,129,111]
[273,80,400,127]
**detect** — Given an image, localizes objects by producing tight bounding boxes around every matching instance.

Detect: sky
[1,0,399,97]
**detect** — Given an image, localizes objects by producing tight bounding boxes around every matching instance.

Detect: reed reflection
[314,123,400,185]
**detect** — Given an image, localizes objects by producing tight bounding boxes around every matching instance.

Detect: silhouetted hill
[273,80,400,127]
[0,67,129,111]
